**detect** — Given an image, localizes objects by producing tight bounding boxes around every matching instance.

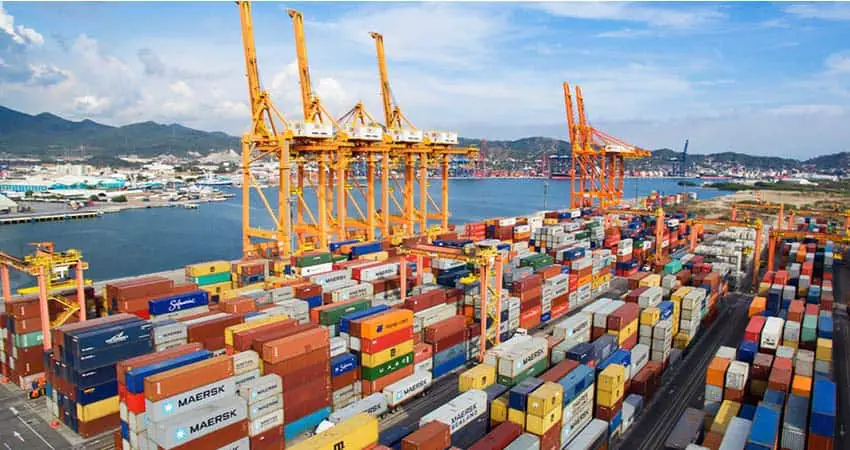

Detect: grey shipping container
[505,433,541,450]
[780,394,808,450]
[565,419,608,450]
[665,408,705,449]
[719,417,752,450]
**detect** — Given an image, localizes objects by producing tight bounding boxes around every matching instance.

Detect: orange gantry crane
[731,201,786,230]
[563,82,651,209]
[766,230,850,272]
[785,208,850,235]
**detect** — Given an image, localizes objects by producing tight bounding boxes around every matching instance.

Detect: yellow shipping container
[76,395,119,422]
[361,340,414,368]
[200,281,232,297]
[220,283,266,301]
[289,413,378,450]
[607,320,637,346]
[527,382,564,418]
[358,309,414,340]
[709,400,741,434]
[597,364,625,393]
[491,395,509,423]
[508,408,526,427]
[816,338,832,362]
[578,275,592,287]
[672,287,692,302]
[784,340,799,351]
[224,314,289,346]
[640,308,660,326]
[526,406,562,436]
[459,364,497,392]
[792,375,812,398]
[186,260,231,278]
[596,384,624,408]
[674,333,691,350]
[639,274,661,288]
[359,251,389,262]
[758,282,770,296]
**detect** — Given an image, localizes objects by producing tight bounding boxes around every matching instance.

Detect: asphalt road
[615,292,752,450]
[0,384,68,450]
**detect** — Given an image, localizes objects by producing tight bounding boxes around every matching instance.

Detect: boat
[195,173,234,187]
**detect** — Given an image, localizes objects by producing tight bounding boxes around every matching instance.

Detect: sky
[1,1,849,158]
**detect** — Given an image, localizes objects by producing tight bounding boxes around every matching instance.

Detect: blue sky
[1,2,849,158]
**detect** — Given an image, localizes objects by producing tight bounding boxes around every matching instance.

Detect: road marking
[3,443,10,450]
[9,407,18,415]
[17,416,55,450]
[13,432,23,442]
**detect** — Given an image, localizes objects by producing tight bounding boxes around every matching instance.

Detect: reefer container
[419,389,487,434]
[328,393,388,424]
[384,371,432,408]
[148,397,248,449]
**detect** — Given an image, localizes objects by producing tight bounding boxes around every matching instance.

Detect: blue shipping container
[762,389,785,411]
[509,377,544,411]
[124,350,212,394]
[148,290,209,316]
[559,365,595,405]
[566,343,594,365]
[329,240,359,252]
[73,363,117,389]
[74,337,153,372]
[737,341,758,363]
[71,320,151,357]
[339,305,390,334]
[591,334,618,365]
[331,353,358,377]
[75,380,117,405]
[597,349,631,373]
[818,314,833,339]
[484,383,509,403]
[432,354,466,379]
[810,379,836,437]
[433,343,466,368]
[658,301,674,321]
[747,404,780,450]
[350,242,383,256]
[284,407,331,441]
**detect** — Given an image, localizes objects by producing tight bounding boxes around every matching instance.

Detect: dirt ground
[689,189,850,222]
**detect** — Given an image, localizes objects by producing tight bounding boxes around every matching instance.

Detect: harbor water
[0,178,729,290]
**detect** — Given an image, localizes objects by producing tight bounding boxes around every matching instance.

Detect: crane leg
[478,261,488,363]
[76,261,86,321]
[1,264,10,303]
[399,258,407,304]
[38,268,52,350]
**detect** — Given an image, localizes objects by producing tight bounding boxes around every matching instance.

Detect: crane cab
[391,129,424,143]
[426,130,459,145]
[291,121,334,139]
[345,125,383,142]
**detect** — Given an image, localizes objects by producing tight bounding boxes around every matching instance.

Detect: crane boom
[288,9,315,121]
[370,32,394,129]
[239,2,261,118]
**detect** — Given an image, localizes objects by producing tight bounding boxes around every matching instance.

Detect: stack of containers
[52,314,155,437]
[801,304,819,350]
[351,309,414,396]
[143,355,251,450]
[557,364,595,447]
[259,325,332,442]
[419,389,488,447]
[185,261,232,301]
[330,352,360,410]
[239,374,284,448]
[651,319,673,366]
[525,381,564,449]
[115,343,204,449]
[151,320,188,352]
[496,336,548,386]
[512,273,543,330]
[607,303,639,351]
[5,295,51,390]
[551,312,592,364]
[294,251,334,278]
[596,364,626,439]
[809,379,836,449]
[592,299,623,340]
[106,276,176,318]
[148,289,210,323]
[426,315,467,378]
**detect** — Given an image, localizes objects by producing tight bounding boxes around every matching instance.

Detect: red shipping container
[520,306,541,330]
[361,327,415,354]
[595,400,622,421]
[168,420,249,450]
[724,387,745,402]
[551,302,569,319]
[414,343,433,364]
[264,347,329,379]
[251,323,318,356]
[539,359,578,383]
[540,419,561,450]
[744,316,766,343]
[620,333,638,351]
[331,369,360,391]
[362,365,414,395]
[404,290,447,313]
[277,361,331,391]
[402,421,451,450]
[752,353,774,380]
[424,315,466,343]
[430,330,465,354]
[294,282,322,299]
[231,318,297,353]
[285,395,332,424]
[187,314,243,343]
[262,327,330,364]
[221,296,257,314]
[607,303,639,330]
[807,432,835,450]
[283,376,331,408]
[805,304,819,316]
[468,422,523,450]
[250,426,284,450]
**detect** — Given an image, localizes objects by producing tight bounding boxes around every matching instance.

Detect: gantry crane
[563,82,650,209]
[688,218,764,287]
[0,243,90,350]
[238,1,295,259]
[784,208,850,235]
[398,243,503,361]
[370,32,477,239]
[731,201,786,230]
[766,230,850,272]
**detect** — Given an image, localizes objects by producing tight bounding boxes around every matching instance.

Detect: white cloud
[784,3,850,21]
[73,95,111,114]
[825,52,850,75]
[767,104,845,116]
[169,80,193,97]
[0,2,43,46]
[538,2,725,30]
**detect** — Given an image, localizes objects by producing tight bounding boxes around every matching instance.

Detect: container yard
[1,2,849,450]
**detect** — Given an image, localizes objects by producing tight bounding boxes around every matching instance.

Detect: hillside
[0,106,239,158]
[0,106,847,173]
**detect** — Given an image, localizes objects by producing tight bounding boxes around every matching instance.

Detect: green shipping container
[575,231,591,240]
[14,331,43,348]
[319,298,371,325]
[664,260,682,275]
[332,254,349,263]
[496,357,547,387]
[801,315,818,343]
[361,352,414,381]
[295,252,333,268]
[191,272,232,286]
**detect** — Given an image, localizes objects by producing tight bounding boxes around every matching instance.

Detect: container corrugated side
[419,389,487,434]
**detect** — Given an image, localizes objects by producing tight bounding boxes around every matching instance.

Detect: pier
[0,210,103,225]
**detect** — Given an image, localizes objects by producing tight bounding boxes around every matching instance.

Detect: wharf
[0,210,103,225]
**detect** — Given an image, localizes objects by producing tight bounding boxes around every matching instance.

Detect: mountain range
[1,105,847,172]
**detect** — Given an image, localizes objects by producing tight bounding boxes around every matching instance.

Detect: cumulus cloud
[0,2,44,46]
[784,3,850,21]
[137,48,165,76]
[73,95,111,114]
[538,2,726,30]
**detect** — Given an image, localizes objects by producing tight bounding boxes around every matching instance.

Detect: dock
[0,210,103,225]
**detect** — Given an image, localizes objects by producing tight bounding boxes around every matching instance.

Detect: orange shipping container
[706,357,730,387]
[262,327,330,364]
[352,309,414,340]
[143,355,235,402]
[791,375,812,398]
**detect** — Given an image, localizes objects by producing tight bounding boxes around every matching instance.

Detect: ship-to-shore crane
[563,82,650,209]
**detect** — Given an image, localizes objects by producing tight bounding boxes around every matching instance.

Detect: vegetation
[677,181,698,187]
[111,195,128,203]
[703,182,754,191]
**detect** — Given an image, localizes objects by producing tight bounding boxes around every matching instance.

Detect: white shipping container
[783,321,800,346]
[384,371,432,407]
[419,389,487,434]
[565,418,608,450]
[715,346,737,360]
[310,269,350,286]
[561,386,594,447]
[247,394,282,420]
[705,385,723,404]
[357,263,399,282]
[329,393,389,424]
[630,344,649,379]
[638,287,664,308]
[146,377,237,423]
[415,359,433,373]
[593,300,625,328]
[298,262,333,277]
[553,314,591,341]
[249,409,283,437]
[719,417,752,450]
[218,437,250,450]
[497,337,548,377]
[152,322,188,345]
[761,317,784,351]
[725,361,749,391]
[238,374,282,405]
[149,397,248,449]
[483,335,532,367]
[331,283,374,303]
[330,337,348,357]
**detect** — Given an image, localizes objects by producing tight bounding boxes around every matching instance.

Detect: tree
[24,190,33,198]
[89,195,99,202]
[111,195,128,203]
